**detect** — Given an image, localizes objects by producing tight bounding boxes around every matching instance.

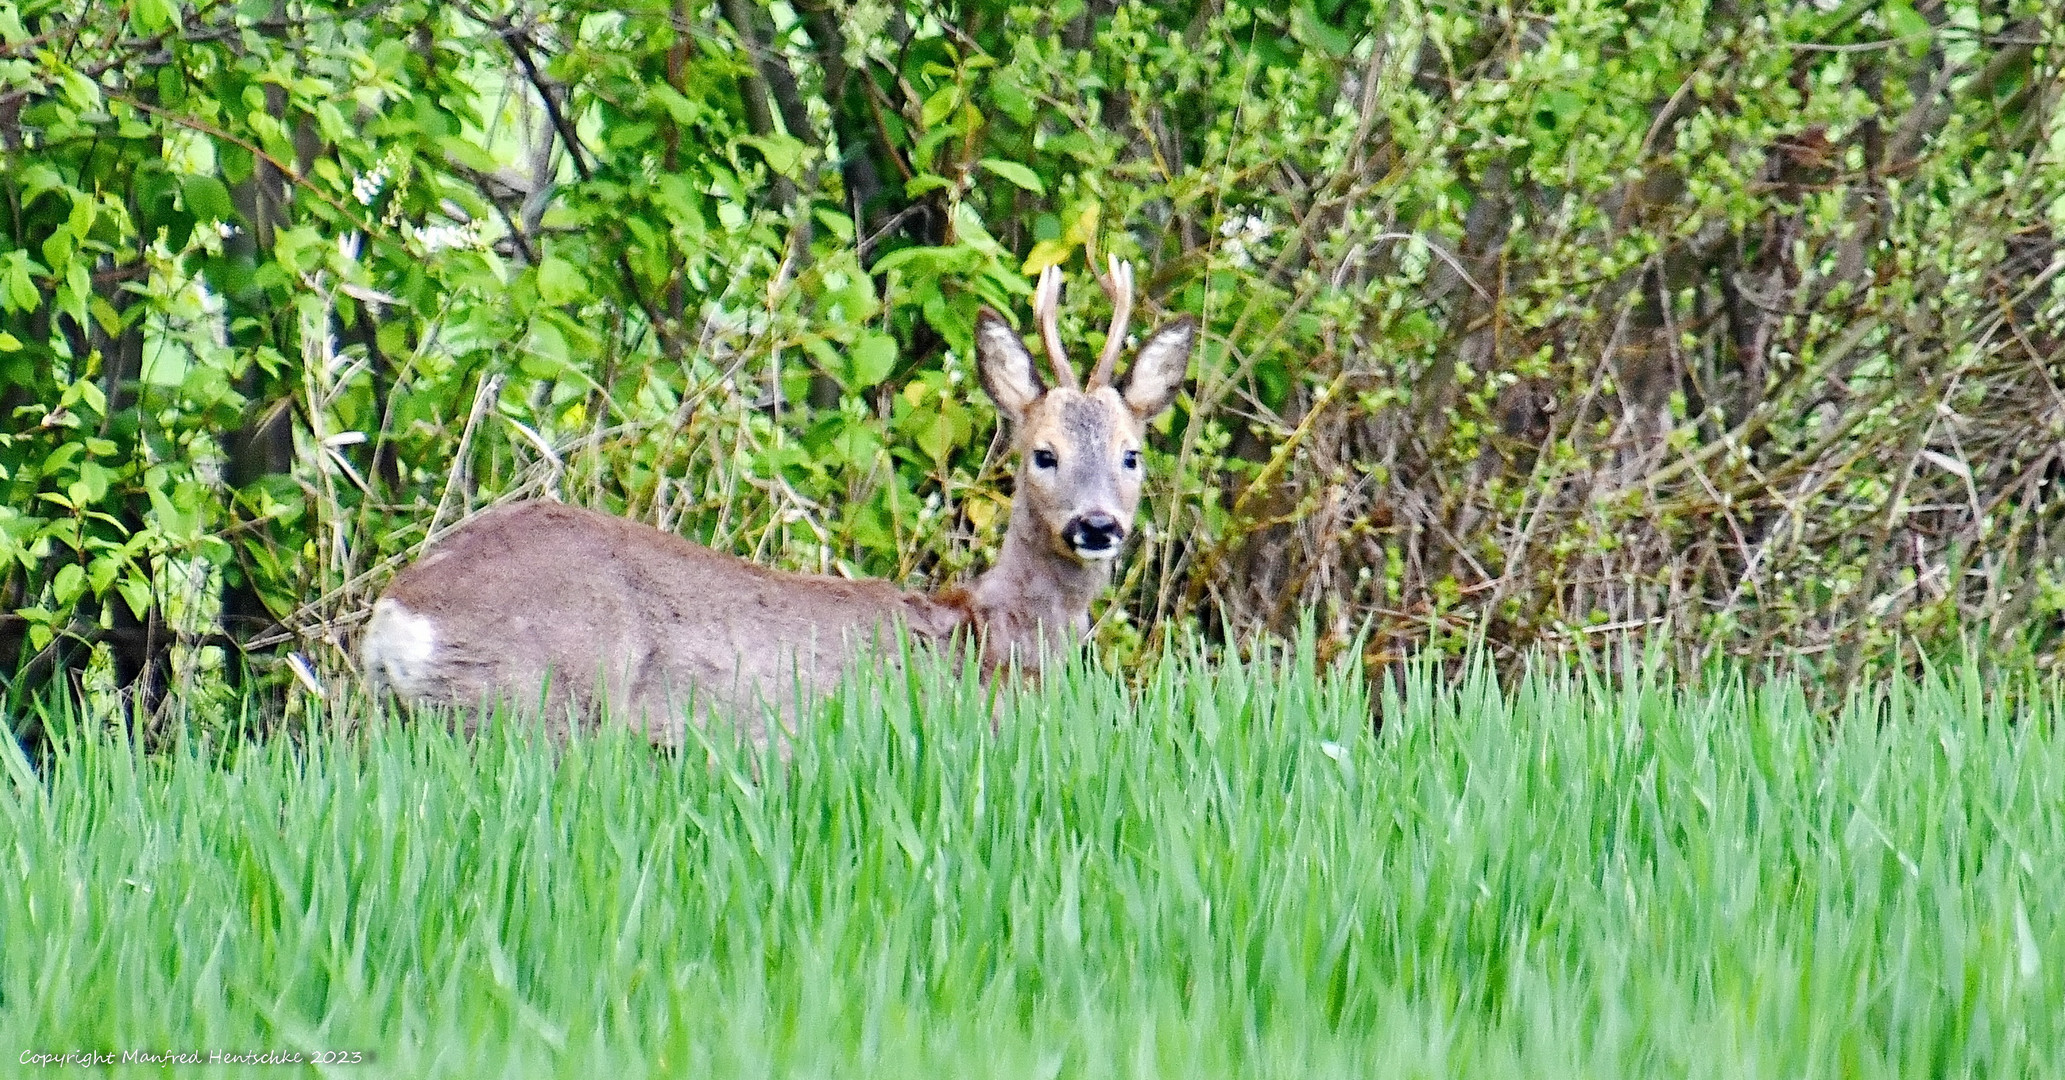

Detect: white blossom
[407,221,479,253]
[351,162,389,206]
[1218,211,1275,269]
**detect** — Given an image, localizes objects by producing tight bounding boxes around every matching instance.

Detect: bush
[2,0,2061,721]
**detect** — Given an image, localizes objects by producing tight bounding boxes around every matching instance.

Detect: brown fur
[362,275,1196,746]
[366,502,965,744]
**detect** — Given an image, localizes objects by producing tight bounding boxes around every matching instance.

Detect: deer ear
[974,308,1045,425]
[1116,316,1194,421]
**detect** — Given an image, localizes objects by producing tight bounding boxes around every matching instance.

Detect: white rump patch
[362,598,437,695]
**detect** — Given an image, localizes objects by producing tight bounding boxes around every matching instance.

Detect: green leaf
[915,404,972,465]
[42,442,82,473]
[134,166,180,218]
[411,95,455,139]
[65,192,97,239]
[1063,202,1101,245]
[86,555,119,596]
[912,126,958,177]
[0,332,19,351]
[813,207,856,245]
[1535,90,1585,131]
[156,63,186,108]
[1882,0,1931,54]
[647,82,700,125]
[130,0,178,36]
[273,226,318,273]
[438,135,500,175]
[90,296,123,338]
[218,142,254,185]
[741,133,808,178]
[74,460,111,504]
[71,377,107,419]
[16,164,64,207]
[955,101,985,140]
[920,85,961,129]
[53,563,84,606]
[59,68,100,111]
[979,159,1045,195]
[61,261,90,327]
[148,484,199,543]
[0,251,40,314]
[990,75,1035,125]
[521,318,572,375]
[1294,2,1354,57]
[871,245,941,275]
[1021,239,1076,275]
[181,175,237,222]
[117,571,155,621]
[847,333,898,390]
[536,256,589,307]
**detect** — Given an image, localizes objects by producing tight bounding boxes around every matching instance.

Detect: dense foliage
[2,0,2062,714]
[5,649,2060,1075]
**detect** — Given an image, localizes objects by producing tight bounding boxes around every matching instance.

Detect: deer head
[973,258,1197,564]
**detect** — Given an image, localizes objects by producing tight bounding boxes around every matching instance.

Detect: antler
[1031,264,1079,390]
[1087,255,1133,389]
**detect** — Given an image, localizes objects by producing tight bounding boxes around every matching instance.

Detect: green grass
[3,644,2061,1078]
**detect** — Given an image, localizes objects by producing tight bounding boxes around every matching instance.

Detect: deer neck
[959,498,1111,667]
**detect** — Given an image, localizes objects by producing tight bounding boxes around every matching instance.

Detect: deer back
[362,501,965,744]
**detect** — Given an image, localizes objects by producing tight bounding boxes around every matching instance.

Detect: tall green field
[3,648,2060,1077]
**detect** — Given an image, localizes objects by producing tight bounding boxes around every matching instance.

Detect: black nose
[1069,512,1125,553]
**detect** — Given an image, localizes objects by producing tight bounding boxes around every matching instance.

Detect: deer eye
[1032,448,1058,470]
[1122,449,1142,470]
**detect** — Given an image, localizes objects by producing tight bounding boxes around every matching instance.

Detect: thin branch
[105,92,377,233]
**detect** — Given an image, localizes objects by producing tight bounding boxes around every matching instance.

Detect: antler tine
[1087,255,1134,389]
[1033,265,1079,390]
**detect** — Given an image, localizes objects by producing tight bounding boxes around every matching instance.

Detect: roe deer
[360,259,1196,744]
